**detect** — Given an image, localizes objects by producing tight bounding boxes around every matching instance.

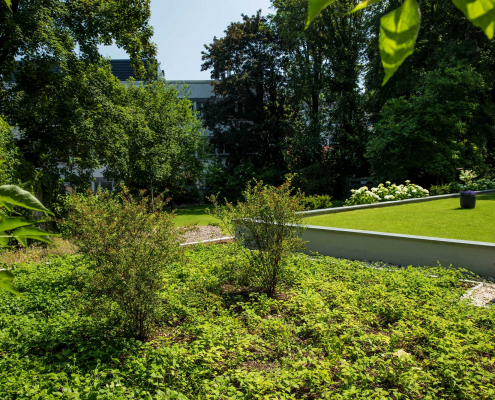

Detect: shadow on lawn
[174,205,212,216]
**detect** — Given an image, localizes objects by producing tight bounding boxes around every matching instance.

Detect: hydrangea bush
[345,181,429,206]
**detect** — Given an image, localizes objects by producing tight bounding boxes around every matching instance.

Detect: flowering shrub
[458,170,495,191]
[345,181,429,206]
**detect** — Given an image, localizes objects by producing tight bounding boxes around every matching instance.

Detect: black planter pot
[460,194,476,209]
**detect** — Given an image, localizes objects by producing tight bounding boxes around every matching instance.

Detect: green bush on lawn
[0,245,494,399]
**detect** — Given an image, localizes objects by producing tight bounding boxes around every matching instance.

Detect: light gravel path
[181,225,230,244]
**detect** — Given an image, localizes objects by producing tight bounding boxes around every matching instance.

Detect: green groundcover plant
[0,245,494,399]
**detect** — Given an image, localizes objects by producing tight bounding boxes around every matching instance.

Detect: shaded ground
[304,194,495,243]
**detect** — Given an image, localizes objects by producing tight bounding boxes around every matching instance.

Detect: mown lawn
[304,194,495,243]
[172,205,217,227]
[0,244,494,399]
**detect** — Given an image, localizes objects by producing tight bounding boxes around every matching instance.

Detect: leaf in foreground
[0,185,53,215]
[379,0,421,85]
[0,270,19,296]
[306,0,337,28]
[12,226,58,247]
[0,217,41,232]
[452,0,495,39]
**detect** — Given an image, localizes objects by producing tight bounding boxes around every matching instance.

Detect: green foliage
[367,63,494,183]
[205,160,286,203]
[291,161,337,197]
[210,179,307,296]
[429,182,461,195]
[201,11,300,176]
[0,184,56,249]
[453,0,495,39]
[307,0,495,84]
[379,0,421,85]
[0,0,155,77]
[306,0,337,28]
[104,80,205,208]
[62,189,183,340]
[0,246,494,398]
[301,194,333,210]
[0,270,18,296]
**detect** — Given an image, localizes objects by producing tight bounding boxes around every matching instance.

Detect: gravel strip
[462,282,495,307]
[181,225,227,244]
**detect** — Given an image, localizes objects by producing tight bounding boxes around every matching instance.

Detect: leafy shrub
[205,160,286,203]
[345,181,429,206]
[429,182,461,195]
[210,179,306,296]
[459,170,495,191]
[62,188,183,340]
[301,194,333,210]
[292,161,337,197]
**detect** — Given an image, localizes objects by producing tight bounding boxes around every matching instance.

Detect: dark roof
[6,59,155,84]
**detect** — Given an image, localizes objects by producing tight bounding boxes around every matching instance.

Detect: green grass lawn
[173,205,218,227]
[304,193,495,243]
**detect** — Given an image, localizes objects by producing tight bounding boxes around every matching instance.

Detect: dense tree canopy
[0,0,155,78]
[104,80,205,208]
[201,11,299,177]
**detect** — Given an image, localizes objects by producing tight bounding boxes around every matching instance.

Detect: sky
[99,0,273,81]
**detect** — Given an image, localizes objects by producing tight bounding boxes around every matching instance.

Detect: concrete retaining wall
[302,226,495,277]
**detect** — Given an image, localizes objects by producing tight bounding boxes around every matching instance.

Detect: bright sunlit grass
[173,205,217,227]
[303,194,495,243]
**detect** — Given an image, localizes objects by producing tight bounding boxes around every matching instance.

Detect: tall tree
[201,11,299,177]
[103,80,206,209]
[272,0,368,195]
[0,0,156,202]
[365,0,495,183]
[368,63,495,184]
[0,0,155,78]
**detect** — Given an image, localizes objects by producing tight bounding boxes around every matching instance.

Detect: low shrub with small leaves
[60,188,183,341]
[0,244,494,399]
[301,194,333,210]
[209,179,307,297]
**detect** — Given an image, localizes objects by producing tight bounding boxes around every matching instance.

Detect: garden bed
[0,245,494,399]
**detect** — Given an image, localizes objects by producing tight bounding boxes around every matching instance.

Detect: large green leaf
[0,217,40,232]
[0,185,53,215]
[12,226,58,247]
[379,0,421,85]
[0,270,19,296]
[348,0,384,14]
[306,0,337,28]
[452,0,495,39]
[0,234,10,247]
